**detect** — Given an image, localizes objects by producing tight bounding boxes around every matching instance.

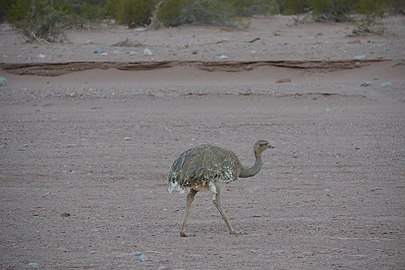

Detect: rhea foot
[180,231,196,237]
[229,230,248,236]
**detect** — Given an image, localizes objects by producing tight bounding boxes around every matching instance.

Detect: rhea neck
[239,151,263,178]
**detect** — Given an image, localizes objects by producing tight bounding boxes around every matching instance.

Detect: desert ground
[0,15,404,269]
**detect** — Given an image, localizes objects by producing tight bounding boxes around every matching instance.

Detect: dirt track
[1,16,405,270]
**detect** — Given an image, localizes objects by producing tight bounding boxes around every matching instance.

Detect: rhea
[168,140,273,237]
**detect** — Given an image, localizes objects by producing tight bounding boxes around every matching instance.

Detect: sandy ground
[0,16,405,269]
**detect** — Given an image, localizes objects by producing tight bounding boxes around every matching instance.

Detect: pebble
[144,48,152,56]
[28,262,39,268]
[94,48,105,54]
[37,53,46,59]
[380,81,392,87]
[218,54,228,60]
[354,54,366,60]
[0,76,7,86]
[60,212,71,217]
[360,81,372,87]
[134,252,147,262]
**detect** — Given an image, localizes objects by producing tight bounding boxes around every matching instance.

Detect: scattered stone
[354,54,366,60]
[134,252,147,262]
[28,262,39,268]
[0,76,7,86]
[113,50,120,55]
[94,48,105,54]
[60,212,71,217]
[129,51,136,55]
[192,50,198,55]
[124,137,131,141]
[100,52,108,56]
[239,89,254,96]
[144,48,153,56]
[276,78,292,84]
[37,54,45,59]
[360,81,372,87]
[134,27,146,32]
[380,81,392,87]
[218,54,228,60]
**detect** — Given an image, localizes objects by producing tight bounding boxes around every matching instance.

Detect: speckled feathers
[168,144,241,193]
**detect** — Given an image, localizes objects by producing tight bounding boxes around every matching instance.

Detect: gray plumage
[168,140,273,237]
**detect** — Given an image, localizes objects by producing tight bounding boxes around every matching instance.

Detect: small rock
[380,81,392,87]
[124,137,131,141]
[239,89,254,96]
[134,252,147,262]
[354,54,366,60]
[100,52,108,56]
[276,78,292,84]
[218,54,228,60]
[360,81,372,87]
[144,48,152,56]
[0,76,7,86]
[192,50,198,54]
[94,48,105,54]
[60,212,71,217]
[37,54,46,59]
[113,50,120,54]
[129,51,136,55]
[28,262,39,268]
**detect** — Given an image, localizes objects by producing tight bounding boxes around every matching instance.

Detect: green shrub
[155,0,190,26]
[106,0,157,28]
[310,0,357,21]
[0,0,15,22]
[156,0,235,27]
[229,0,279,16]
[6,0,66,42]
[282,0,309,15]
[156,0,279,27]
[5,0,31,23]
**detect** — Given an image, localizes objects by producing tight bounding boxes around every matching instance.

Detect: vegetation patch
[0,0,403,42]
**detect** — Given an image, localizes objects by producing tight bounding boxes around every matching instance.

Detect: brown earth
[0,16,404,269]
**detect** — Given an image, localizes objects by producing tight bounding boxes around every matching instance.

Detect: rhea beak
[267,144,274,149]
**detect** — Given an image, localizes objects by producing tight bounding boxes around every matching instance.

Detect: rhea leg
[212,192,240,235]
[180,189,198,237]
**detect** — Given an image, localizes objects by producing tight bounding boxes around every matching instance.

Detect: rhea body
[168,140,272,237]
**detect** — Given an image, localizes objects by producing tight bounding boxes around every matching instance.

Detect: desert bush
[6,0,67,42]
[228,0,279,16]
[310,0,357,21]
[156,0,235,27]
[105,0,157,28]
[282,0,309,15]
[156,0,279,27]
[282,0,389,21]
[0,0,14,22]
